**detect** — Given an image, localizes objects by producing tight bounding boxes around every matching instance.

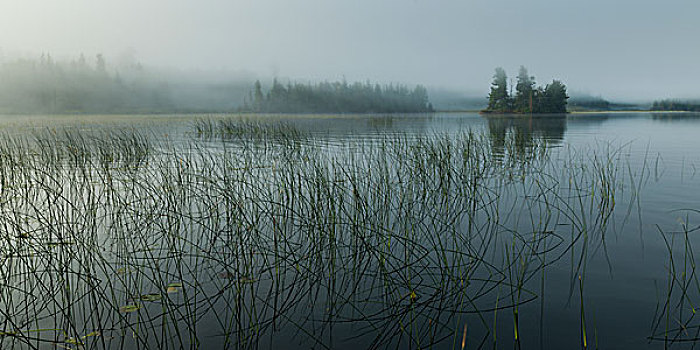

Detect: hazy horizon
[1,0,698,102]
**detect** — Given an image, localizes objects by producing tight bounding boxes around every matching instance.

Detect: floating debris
[140,293,162,302]
[119,304,141,313]
[166,283,183,293]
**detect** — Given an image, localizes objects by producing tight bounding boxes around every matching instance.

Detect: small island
[482,66,569,114]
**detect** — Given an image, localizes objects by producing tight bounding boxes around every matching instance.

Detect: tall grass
[0,119,638,349]
[651,210,700,346]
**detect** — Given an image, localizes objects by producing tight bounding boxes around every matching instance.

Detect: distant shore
[435,109,700,115]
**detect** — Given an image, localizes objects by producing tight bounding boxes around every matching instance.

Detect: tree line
[0,54,434,115]
[241,79,434,113]
[484,66,568,114]
[651,100,700,112]
[0,54,257,114]
[0,54,175,113]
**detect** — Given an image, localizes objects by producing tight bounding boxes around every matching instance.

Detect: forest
[651,99,700,112]
[0,54,256,114]
[240,79,434,113]
[0,54,435,114]
[483,66,569,114]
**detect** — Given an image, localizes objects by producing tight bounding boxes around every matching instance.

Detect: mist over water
[0,1,698,349]
[1,0,698,101]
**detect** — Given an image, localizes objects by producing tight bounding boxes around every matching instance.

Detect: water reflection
[0,113,698,349]
[483,114,567,158]
[286,113,437,137]
[652,112,700,121]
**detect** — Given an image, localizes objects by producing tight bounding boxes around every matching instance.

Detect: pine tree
[487,67,509,112]
[514,66,535,113]
[253,80,263,112]
[538,80,568,113]
[96,54,106,73]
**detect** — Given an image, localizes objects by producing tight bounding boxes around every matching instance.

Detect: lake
[0,111,698,349]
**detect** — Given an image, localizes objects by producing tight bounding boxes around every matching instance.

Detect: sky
[0,0,698,101]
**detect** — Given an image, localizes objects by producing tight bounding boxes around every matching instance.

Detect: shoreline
[436,109,700,115]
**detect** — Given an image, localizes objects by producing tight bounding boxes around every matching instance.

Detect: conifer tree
[515,66,535,113]
[538,80,568,113]
[253,80,264,112]
[487,67,510,111]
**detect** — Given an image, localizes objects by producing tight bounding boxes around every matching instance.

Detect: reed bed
[0,119,639,349]
[651,210,700,346]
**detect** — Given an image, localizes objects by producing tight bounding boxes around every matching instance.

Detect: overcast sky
[0,0,698,101]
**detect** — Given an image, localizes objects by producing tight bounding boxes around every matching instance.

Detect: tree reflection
[484,114,567,161]
[652,112,700,121]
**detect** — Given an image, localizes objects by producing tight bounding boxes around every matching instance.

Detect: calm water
[264,112,700,349]
[303,112,700,349]
[2,111,700,349]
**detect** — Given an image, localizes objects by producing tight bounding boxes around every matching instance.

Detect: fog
[0,0,698,103]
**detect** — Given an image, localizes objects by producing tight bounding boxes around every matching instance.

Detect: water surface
[0,111,698,349]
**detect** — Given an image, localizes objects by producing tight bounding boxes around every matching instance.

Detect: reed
[0,118,643,349]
